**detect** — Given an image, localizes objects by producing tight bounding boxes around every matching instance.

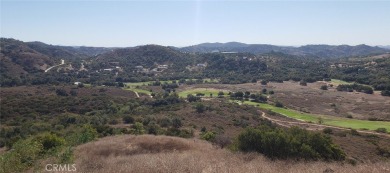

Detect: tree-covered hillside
[180,42,388,58]
[1,38,390,95]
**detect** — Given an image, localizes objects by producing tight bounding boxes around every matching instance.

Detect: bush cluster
[337,83,373,94]
[237,126,345,160]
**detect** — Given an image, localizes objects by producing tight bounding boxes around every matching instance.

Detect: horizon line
[2,37,389,48]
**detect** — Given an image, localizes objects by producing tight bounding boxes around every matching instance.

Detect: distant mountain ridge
[179,42,387,58]
[378,45,390,50]
[26,41,114,59]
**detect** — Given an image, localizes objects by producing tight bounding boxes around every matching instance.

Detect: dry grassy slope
[74,135,390,173]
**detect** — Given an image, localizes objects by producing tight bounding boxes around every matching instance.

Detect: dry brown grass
[74,135,390,173]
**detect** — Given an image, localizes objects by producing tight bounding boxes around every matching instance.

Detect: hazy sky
[1,1,389,47]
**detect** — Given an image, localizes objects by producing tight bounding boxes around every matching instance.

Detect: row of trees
[229,91,271,103]
[336,83,374,94]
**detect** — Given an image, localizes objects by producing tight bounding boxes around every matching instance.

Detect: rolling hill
[94,44,196,73]
[1,38,389,89]
[0,38,55,74]
[1,38,113,73]
[26,41,113,60]
[179,42,387,58]
[0,38,113,86]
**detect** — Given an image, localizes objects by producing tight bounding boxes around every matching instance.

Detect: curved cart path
[259,111,390,137]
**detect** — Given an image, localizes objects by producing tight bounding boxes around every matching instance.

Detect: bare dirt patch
[266,81,390,121]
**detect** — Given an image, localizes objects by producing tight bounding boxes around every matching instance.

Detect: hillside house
[197,63,207,67]
[158,65,168,69]
[334,64,351,68]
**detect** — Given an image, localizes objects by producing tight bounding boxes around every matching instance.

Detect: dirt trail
[45,59,65,72]
[259,111,390,137]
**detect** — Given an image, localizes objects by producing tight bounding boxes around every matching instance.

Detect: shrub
[132,122,145,135]
[350,129,360,136]
[54,124,65,131]
[275,101,284,108]
[238,128,263,153]
[0,139,4,148]
[67,125,98,146]
[213,135,231,148]
[0,138,43,173]
[337,84,374,94]
[346,158,357,165]
[368,117,379,121]
[158,117,172,127]
[201,131,216,141]
[147,123,159,135]
[237,126,345,160]
[195,103,206,113]
[381,90,390,96]
[59,147,74,163]
[35,133,65,151]
[196,93,205,97]
[187,94,200,102]
[109,119,119,125]
[172,117,182,128]
[178,129,194,138]
[123,115,135,124]
[323,128,333,134]
[317,117,324,124]
[166,128,193,138]
[56,88,68,96]
[70,89,78,96]
[320,85,328,90]
[376,146,390,158]
[375,128,387,133]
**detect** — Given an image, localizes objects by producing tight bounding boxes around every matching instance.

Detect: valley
[1,38,390,173]
[2,1,390,172]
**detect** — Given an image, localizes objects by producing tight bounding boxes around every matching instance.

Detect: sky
[1,1,390,47]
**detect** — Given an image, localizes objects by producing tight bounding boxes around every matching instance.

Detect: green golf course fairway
[243,101,390,132]
[330,79,352,85]
[122,82,390,132]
